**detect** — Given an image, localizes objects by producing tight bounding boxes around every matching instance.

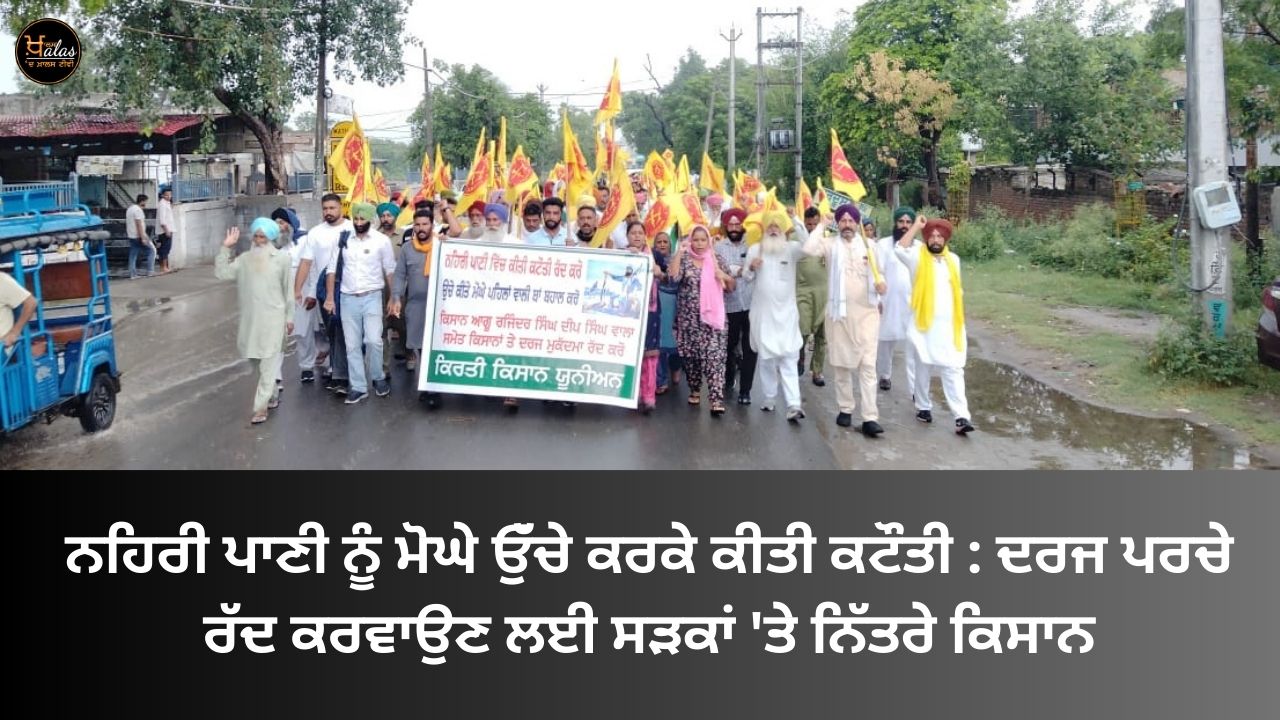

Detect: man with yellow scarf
[390,207,439,408]
[894,216,975,435]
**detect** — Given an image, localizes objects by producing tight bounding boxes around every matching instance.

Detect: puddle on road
[969,359,1273,469]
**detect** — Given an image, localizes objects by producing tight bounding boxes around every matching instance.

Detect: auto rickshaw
[0,176,119,434]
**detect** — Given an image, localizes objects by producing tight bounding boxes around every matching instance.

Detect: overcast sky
[3,0,1156,144]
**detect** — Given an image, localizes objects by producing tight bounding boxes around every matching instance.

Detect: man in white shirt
[523,197,569,246]
[295,193,354,392]
[323,201,396,404]
[1,271,37,359]
[125,194,155,279]
[156,186,175,273]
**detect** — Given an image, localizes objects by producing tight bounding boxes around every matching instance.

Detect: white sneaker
[760,402,775,412]
[786,407,805,422]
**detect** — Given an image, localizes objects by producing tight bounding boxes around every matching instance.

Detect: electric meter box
[1192,180,1241,230]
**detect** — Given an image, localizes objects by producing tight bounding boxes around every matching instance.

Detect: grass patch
[966,258,1280,447]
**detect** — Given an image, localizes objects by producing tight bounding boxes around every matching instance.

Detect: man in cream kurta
[214,219,293,423]
[876,206,919,393]
[744,211,806,421]
[803,204,886,437]
[893,216,975,435]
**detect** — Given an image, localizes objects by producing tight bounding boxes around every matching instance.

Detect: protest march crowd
[214,64,974,438]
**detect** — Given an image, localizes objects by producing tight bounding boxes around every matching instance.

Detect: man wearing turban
[377,202,400,238]
[802,203,887,437]
[893,215,975,435]
[742,209,807,421]
[796,206,828,386]
[875,206,919,394]
[449,200,488,239]
[322,202,397,404]
[390,207,439,407]
[716,206,757,405]
[214,218,293,424]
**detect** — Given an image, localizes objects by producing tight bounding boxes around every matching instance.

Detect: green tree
[2,0,413,192]
[406,62,555,177]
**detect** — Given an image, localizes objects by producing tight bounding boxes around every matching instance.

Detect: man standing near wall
[125,194,155,279]
[156,186,175,274]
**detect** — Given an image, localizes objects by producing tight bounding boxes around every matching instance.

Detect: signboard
[75,155,124,176]
[420,239,653,408]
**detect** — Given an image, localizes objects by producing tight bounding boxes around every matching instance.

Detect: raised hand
[223,226,240,248]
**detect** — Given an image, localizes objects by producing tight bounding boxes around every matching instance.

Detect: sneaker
[738,391,751,406]
[812,374,826,387]
[760,402,775,412]
[956,418,975,435]
[862,420,885,437]
[916,409,933,424]
[786,407,805,423]
[344,390,367,405]
[333,380,349,396]
[836,412,853,427]
[878,378,892,391]
[373,379,390,397]
[300,370,315,384]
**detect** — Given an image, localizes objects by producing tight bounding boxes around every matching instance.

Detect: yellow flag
[796,176,813,214]
[699,152,726,195]
[562,109,593,208]
[457,149,494,216]
[327,114,367,189]
[372,167,390,204]
[344,133,378,206]
[815,177,831,217]
[594,128,607,177]
[505,145,540,205]
[471,126,487,170]
[676,155,692,192]
[595,58,623,126]
[592,161,637,248]
[829,127,868,201]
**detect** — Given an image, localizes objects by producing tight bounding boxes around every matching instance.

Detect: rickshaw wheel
[78,371,117,432]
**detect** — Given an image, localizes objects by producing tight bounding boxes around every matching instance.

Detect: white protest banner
[419,239,653,408]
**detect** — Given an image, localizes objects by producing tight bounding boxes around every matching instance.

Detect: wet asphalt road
[2,277,1270,470]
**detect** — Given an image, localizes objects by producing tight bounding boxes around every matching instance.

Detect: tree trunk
[212,87,287,194]
[887,164,900,209]
[924,130,942,208]
[1245,134,1262,287]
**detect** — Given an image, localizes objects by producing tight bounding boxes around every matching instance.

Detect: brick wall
[965,166,1272,233]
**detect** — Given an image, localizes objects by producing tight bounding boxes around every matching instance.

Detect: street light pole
[313,0,328,199]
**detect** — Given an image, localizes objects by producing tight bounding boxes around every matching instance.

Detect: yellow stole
[412,236,433,277]
[909,244,964,350]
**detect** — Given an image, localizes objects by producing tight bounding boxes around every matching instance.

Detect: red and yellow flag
[505,145,539,205]
[829,128,867,201]
[592,162,637,248]
[416,147,434,201]
[734,170,764,211]
[595,58,623,126]
[471,126,487,171]
[643,151,672,192]
[815,177,831,217]
[642,193,673,243]
[699,152,726,196]
[457,148,493,215]
[327,114,367,189]
[562,109,593,207]
[432,143,450,196]
[372,167,390,205]
[797,176,814,214]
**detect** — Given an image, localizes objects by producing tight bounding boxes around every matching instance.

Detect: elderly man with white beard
[743,210,808,422]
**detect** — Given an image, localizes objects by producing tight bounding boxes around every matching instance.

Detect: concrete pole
[1185,0,1233,337]
[755,8,765,175]
[721,25,742,179]
[313,0,328,199]
[794,7,804,203]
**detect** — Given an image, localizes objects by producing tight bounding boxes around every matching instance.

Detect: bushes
[1148,313,1257,387]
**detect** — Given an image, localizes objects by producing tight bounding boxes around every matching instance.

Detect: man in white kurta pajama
[803,204,887,437]
[744,212,806,422]
[876,207,918,393]
[214,218,293,424]
[894,216,975,435]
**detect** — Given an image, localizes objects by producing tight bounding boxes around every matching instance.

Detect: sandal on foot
[710,403,726,416]
[250,412,268,424]
[687,393,701,406]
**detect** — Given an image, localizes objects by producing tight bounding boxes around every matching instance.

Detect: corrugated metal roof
[0,114,208,139]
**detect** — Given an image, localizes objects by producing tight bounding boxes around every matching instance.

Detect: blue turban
[485,203,510,224]
[250,217,280,242]
[834,204,860,224]
[377,202,399,219]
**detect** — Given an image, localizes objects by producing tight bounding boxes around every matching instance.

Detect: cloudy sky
[3,0,1156,145]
